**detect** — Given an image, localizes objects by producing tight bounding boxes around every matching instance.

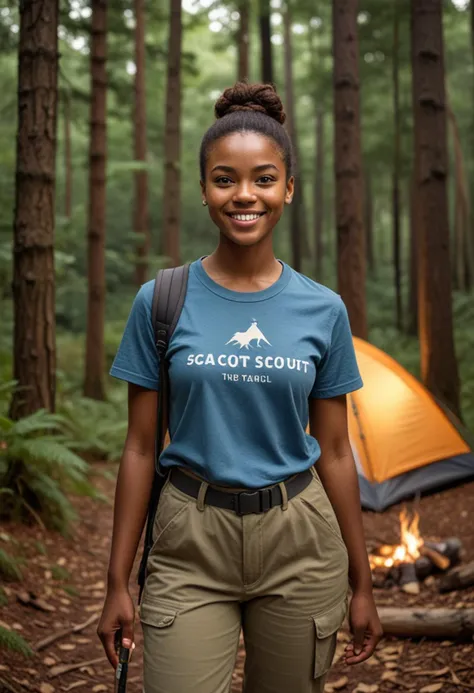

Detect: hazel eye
[216,176,233,185]
[258,176,275,184]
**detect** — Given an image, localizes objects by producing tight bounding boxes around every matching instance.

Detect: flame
[369,507,424,569]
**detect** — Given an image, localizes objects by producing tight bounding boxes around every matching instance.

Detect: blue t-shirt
[110,259,363,487]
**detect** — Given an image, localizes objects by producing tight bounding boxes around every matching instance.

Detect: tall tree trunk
[314,108,324,278]
[447,104,472,293]
[365,171,374,276]
[238,0,250,81]
[63,90,72,220]
[259,0,273,84]
[407,176,418,336]
[10,0,59,420]
[84,0,107,400]
[470,0,474,284]
[332,0,368,339]
[163,0,182,268]
[283,2,309,272]
[411,0,460,417]
[133,0,150,287]
[393,0,403,330]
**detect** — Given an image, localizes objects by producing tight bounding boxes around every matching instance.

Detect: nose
[233,182,257,205]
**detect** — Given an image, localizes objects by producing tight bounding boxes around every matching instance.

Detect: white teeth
[231,214,261,221]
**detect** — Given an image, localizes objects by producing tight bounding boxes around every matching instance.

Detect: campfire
[369,507,462,594]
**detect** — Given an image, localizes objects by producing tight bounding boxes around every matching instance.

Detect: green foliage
[0,397,99,534]
[0,586,8,606]
[0,626,33,658]
[58,395,127,462]
[50,564,71,581]
[0,547,22,582]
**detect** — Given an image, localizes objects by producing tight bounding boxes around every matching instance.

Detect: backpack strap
[137,264,190,603]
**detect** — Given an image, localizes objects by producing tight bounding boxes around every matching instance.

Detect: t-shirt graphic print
[110,259,363,488]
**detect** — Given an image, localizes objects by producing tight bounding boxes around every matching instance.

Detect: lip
[225,211,267,230]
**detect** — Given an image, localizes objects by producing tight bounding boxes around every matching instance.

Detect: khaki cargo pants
[140,467,349,693]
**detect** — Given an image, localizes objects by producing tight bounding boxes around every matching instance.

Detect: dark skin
[97,130,382,668]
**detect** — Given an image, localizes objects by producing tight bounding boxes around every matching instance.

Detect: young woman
[98,82,382,693]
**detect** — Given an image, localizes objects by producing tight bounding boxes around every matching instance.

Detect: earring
[202,200,208,206]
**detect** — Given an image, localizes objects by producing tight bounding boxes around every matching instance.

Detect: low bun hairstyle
[199,82,295,180]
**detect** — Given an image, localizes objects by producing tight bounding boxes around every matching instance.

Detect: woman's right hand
[97,586,135,668]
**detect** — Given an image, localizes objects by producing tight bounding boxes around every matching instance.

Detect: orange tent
[349,338,474,511]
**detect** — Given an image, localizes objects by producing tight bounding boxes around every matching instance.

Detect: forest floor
[1,464,473,693]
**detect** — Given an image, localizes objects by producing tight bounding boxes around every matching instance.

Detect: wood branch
[49,656,106,678]
[377,607,474,639]
[439,561,474,594]
[0,676,22,693]
[425,538,462,565]
[34,612,99,651]
[420,545,450,571]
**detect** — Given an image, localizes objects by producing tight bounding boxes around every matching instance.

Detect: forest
[0,1,474,692]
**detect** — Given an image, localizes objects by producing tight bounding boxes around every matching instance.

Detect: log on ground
[377,607,474,639]
[439,560,474,593]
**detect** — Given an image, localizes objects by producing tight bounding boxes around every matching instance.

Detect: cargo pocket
[312,599,347,678]
[140,601,177,630]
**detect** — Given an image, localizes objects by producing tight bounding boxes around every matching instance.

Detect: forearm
[107,447,155,590]
[315,452,372,594]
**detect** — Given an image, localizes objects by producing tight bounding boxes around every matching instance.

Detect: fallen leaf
[12,678,32,689]
[381,671,397,682]
[57,557,67,566]
[58,643,76,651]
[78,666,95,676]
[440,641,452,647]
[64,683,87,692]
[43,657,56,666]
[330,676,348,690]
[0,665,9,672]
[12,622,24,630]
[356,685,379,693]
[92,686,107,692]
[420,685,444,693]
[39,684,55,693]
[84,604,102,613]
[75,637,92,644]
[0,620,11,631]
[384,662,398,669]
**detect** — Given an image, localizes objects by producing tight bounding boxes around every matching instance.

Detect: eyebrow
[210,164,279,174]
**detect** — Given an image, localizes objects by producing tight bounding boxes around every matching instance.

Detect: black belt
[169,466,313,516]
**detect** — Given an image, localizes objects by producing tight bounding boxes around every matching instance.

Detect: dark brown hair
[199,82,295,180]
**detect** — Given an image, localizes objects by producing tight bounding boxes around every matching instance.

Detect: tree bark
[259,0,273,85]
[283,2,307,272]
[333,0,368,339]
[447,104,472,293]
[133,0,150,287]
[63,90,72,220]
[84,0,107,401]
[377,607,474,639]
[393,0,403,330]
[314,108,324,279]
[237,0,250,81]
[162,0,182,268]
[407,177,419,336]
[411,0,460,417]
[10,0,59,420]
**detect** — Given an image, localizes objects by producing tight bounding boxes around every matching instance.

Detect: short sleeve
[310,299,363,399]
[109,281,159,390]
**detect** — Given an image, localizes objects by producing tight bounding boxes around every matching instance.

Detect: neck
[205,234,280,279]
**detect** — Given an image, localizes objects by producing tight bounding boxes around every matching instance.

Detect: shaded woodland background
[0,0,474,632]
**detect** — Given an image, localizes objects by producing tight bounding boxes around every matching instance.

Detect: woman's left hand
[344,591,383,665]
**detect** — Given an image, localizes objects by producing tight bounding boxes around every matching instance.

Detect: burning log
[419,545,450,571]
[425,537,462,566]
[377,607,474,639]
[439,560,474,594]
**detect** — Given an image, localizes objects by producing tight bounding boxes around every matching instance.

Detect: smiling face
[201,131,294,248]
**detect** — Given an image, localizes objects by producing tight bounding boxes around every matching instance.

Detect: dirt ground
[1,464,473,693]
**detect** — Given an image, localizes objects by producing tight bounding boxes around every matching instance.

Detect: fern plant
[58,395,127,462]
[0,408,98,534]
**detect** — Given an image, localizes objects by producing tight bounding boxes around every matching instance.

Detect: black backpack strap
[137,264,190,603]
